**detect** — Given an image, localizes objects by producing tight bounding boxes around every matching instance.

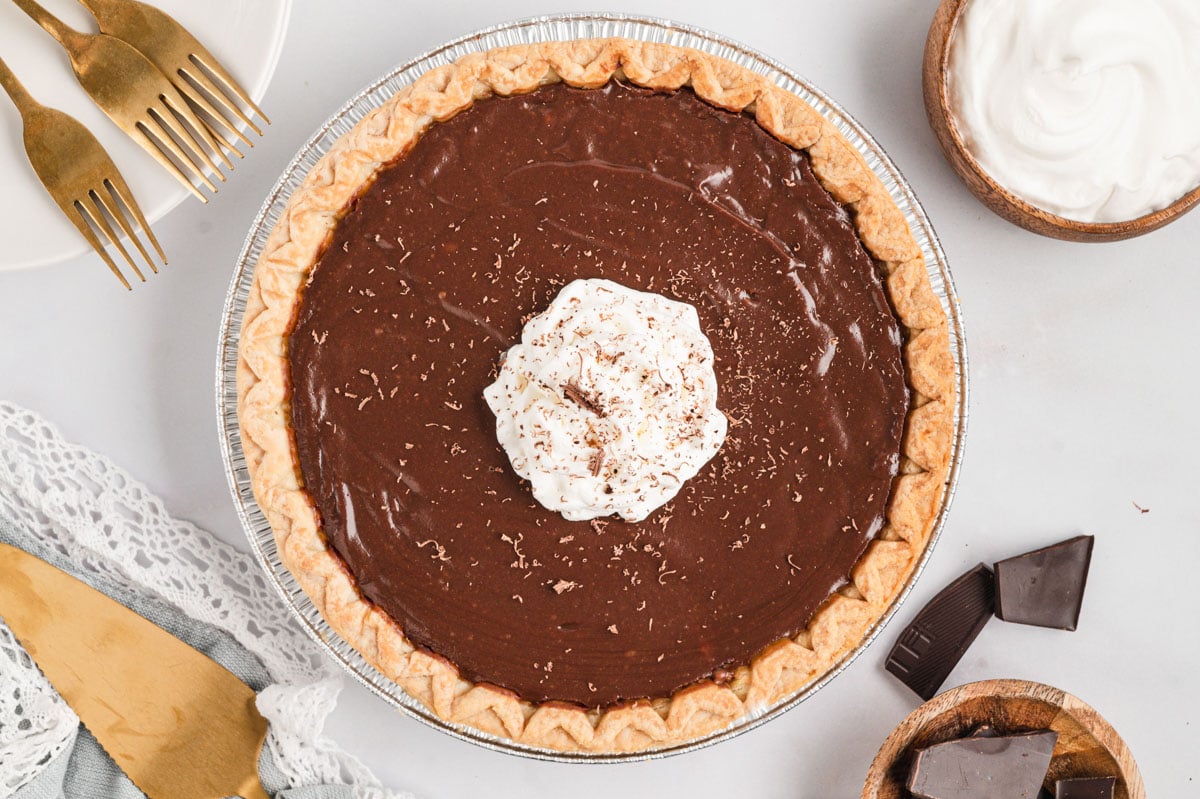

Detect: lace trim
[0,400,403,796]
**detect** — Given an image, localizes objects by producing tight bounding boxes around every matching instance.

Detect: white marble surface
[2,1,1197,796]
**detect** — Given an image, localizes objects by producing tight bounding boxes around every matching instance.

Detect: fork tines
[1,52,167,291]
[81,0,270,160]
[70,176,167,290]
[175,52,269,154]
[134,88,230,201]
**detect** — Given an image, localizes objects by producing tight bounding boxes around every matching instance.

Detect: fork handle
[11,0,89,50]
[0,57,40,118]
[73,0,115,20]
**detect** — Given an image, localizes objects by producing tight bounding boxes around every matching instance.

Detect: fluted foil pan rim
[216,11,969,763]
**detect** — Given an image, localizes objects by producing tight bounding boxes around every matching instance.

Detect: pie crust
[237,38,955,753]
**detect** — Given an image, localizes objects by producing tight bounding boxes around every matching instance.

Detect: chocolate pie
[238,39,955,752]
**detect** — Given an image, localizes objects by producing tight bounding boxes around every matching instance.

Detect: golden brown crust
[237,39,956,753]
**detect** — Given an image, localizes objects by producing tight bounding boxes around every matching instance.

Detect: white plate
[0,0,291,271]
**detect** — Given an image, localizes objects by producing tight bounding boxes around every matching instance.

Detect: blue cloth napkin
[1,518,363,799]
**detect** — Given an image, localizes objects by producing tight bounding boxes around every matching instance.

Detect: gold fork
[75,0,268,155]
[12,0,229,202]
[0,56,165,289]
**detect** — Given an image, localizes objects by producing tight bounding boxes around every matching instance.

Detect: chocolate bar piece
[907,729,1058,799]
[967,723,999,738]
[994,535,1094,630]
[885,564,995,700]
[1056,776,1116,799]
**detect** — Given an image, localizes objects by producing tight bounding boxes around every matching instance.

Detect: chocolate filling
[288,82,909,707]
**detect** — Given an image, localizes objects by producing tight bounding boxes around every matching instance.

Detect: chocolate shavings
[588,448,606,476]
[562,381,604,416]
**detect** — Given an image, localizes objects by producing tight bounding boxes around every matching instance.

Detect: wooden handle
[0,56,40,117]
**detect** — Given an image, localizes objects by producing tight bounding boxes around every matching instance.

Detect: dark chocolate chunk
[994,535,1094,630]
[906,729,1058,799]
[885,564,995,700]
[1056,776,1116,799]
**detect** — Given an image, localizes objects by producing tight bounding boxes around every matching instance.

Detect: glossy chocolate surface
[289,83,908,706]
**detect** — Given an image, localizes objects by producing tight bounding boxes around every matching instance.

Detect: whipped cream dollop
[483,278,727,522]
[948,0,1200,223]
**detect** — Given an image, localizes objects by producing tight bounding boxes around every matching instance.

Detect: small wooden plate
[861,679,1146,799]
[923,0,1200,241]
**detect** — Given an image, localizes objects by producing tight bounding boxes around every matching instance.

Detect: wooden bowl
[861,679,1146,799]
[923,0,1200,241]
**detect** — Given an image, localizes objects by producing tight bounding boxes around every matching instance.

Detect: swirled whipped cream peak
[948,0,1200,223]
[483,278,727,522]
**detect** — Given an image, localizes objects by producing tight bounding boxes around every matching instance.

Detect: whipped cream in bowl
[483,278,727,523]
[938,0,1200,232]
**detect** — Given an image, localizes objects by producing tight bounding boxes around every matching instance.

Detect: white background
[2,1,1197,796]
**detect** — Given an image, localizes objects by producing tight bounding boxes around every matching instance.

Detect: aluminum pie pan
[216,12,969,763]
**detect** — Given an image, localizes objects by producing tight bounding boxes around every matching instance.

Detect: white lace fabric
[0,400,405,797]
